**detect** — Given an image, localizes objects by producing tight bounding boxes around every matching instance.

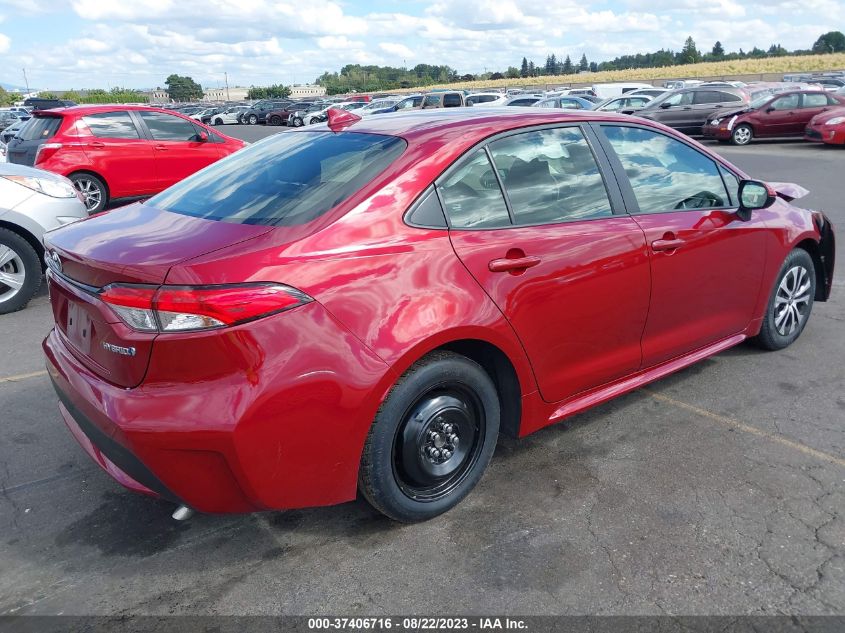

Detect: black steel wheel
[359,351,500,522]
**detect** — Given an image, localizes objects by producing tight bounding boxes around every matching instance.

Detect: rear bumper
[43,300,392,513]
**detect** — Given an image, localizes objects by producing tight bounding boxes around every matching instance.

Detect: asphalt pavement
[0,126,843,616]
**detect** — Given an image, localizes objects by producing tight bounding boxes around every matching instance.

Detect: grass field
[395,53,845,92]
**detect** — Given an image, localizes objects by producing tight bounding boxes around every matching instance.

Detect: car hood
[810,106,845,125]
[712,106,755,120]
[0,162,72,180]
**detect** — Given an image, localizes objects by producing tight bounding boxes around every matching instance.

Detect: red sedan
[702,89,845,145]
[6,105,245,213]
[42,108,835,522]
[805,106,845,145]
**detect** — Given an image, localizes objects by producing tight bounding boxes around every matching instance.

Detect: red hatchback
[42,108,835,522]
[7,105,245,213]
[702,90,845,145]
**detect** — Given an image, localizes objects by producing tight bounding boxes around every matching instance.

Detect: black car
[23,97,76,111]
[264,102,316,126]
[243,100,293,125]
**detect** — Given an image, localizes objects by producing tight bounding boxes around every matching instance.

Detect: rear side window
[19,116,61,141]
[443,93,462,107]
[81,111,140,139]
[139,111,201,141]
[693,91,723,104]
[148,131,406,226]
[489,127,612,225]
[771,94,799,110]
[438,149,511,229]
[802,93,829,108]
[602,126,729,213]
[423,95,440,107]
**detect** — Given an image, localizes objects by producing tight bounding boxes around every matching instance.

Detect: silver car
[0,163,88,314]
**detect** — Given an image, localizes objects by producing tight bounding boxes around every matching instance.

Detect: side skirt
[519,333,746,437]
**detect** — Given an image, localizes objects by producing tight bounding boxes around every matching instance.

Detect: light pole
[225,71,230,101]
[22,68,30,95]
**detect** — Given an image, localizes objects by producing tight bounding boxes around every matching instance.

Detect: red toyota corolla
[7,105,245,213]
[42,108,835,522]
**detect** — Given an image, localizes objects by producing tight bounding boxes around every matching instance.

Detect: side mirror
[197,131,209,142]
[736,179,776,220]
[765,107,775,113]
[660,102,672,109]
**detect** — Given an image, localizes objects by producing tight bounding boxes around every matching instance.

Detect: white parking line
[0,370,48,384]
[646,389,845,468]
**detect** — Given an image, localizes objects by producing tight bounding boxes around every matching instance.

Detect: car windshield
[148,131,407,227]
[750,94,774,109]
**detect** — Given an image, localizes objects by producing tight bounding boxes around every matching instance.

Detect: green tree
[0,87,16,106]
[812,31,845,53]
[579,54,589,71]
[527,61,536,76]
[505,66,520,79]
[589,61,598,73]
[39,91,58,99]
[165,74,203,102]
[678,36,701,64]
[562,55,574,74]
[711,41,725,59]
[520,56,529,77]
[545,54,557,75]
[768,43,788,56]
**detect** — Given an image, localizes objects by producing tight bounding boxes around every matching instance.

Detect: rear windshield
[19,116,61,141]
[148,131,407,226]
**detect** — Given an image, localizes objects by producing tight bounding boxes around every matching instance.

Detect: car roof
[32,104,184,117]
[324,107,636,142]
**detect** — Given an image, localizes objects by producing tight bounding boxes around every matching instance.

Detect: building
[203,86,250,102]
[289,84,326,98]
[146,89,170,104]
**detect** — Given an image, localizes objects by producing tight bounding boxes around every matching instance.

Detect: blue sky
[0,0,839,90]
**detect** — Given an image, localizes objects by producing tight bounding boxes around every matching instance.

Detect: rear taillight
[34,142,62,165]
[99,283,312,333]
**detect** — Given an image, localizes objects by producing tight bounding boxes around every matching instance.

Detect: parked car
[288,104,326,127]
[1,118,26,145]
[263,102,315,126]
[210,106,250,125]
[702,90,845,145]
[371,94,424,115]
[805,106,845,145]
[466,93,507,106]
[591,83,655,99]
[626,88,670,99]
[6,106,245,213]
[8,106,32,120]
[500,95,542,107]
[593,95,653,114]
[812,77,845,91]
[421,92,466,108]
[532,96,596,110]
[23,97,76,111]
[637,87,750,135]
[244,100,293,125]
[0,111,20,131]
[41,108,834,522]
[358,98,402,116]
[0,162,87,313]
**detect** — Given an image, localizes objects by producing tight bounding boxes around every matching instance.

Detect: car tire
[0,228,41,315]
[69,173,108,214]
[751,248,816,351]
[292,117,303,127]
[213,118,223,126]
[269,115,281,126]
[731,124,753,146]
[247,114,258,125]
[358,351,500,523]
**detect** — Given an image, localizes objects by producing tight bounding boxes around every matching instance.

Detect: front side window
[81,111,140,139]
[149,131,407,226]
[438,149,511,229]
[601,99,623,111]
[396,97,422,109]
[489,127,612,225]
[537,99,555,109]
[771,94,800,110]
[139,111,202,141]
[423,95,440,108]
[602,126,729,213]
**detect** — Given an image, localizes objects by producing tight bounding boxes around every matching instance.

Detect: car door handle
[489,256,541,273]
[154,144,168,151]
[652,238,686,252]
[87,141,105,148]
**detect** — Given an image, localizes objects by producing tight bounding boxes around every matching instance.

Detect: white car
[0,163,88,313]
[303,102,366,125]
[593,95,653,113]
[209,106,249,126]
[358,98,401,116]
[466,93,508,106]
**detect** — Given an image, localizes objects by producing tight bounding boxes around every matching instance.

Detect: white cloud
[0,32,9,53]
[379,42,415,60]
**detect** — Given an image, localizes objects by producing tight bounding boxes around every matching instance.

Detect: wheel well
[0,220,45,271]
[795,239,827,301]
[438,339,522,438]
[68,170,110,201]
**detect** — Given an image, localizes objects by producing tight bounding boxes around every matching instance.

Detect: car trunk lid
[6,112,63,167]
[43,203,273,387]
